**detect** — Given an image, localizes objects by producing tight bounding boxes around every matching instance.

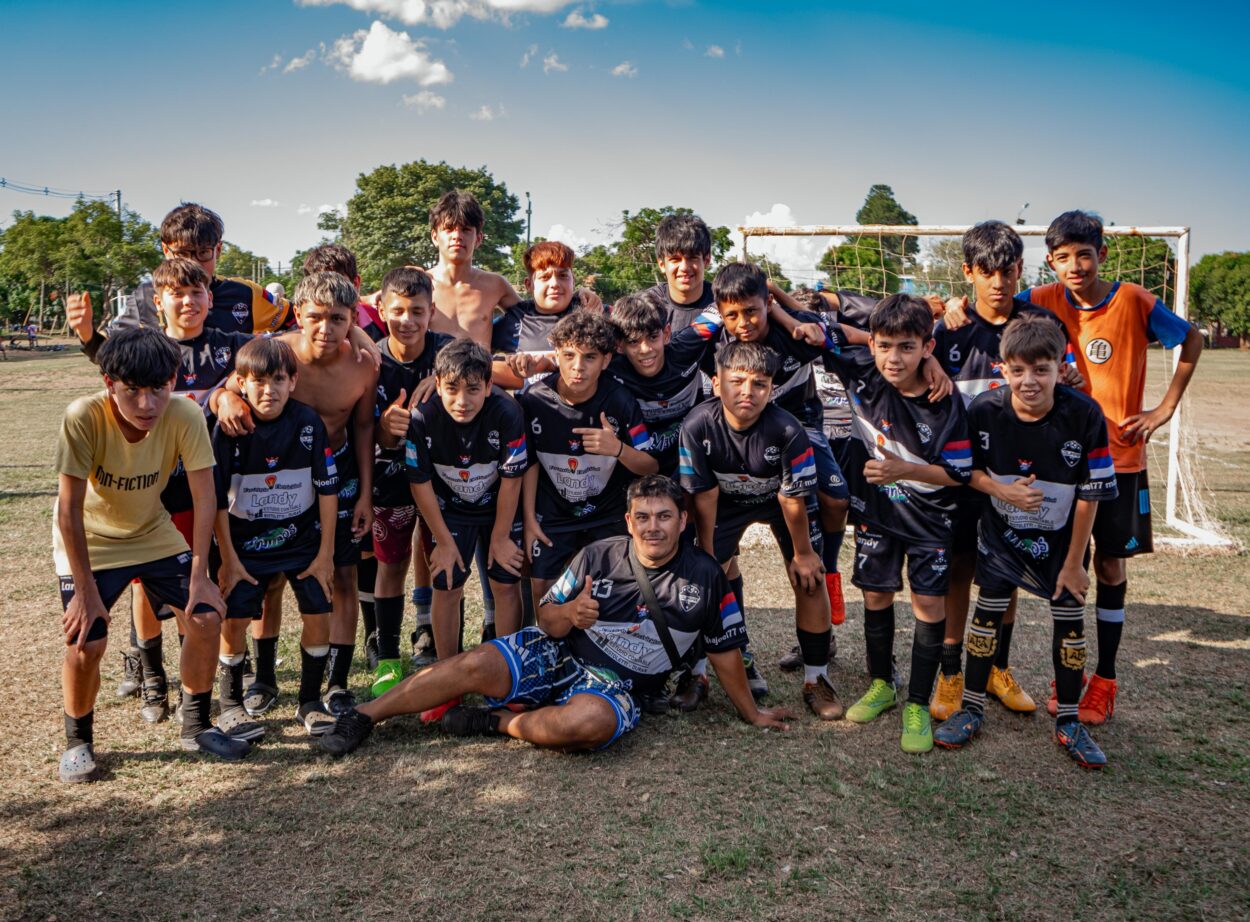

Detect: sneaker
[1055,720,1107,769]
[638,689,671,717]
[481,621,497,643]
[180,727,251,761]
[846,679,897,724]
[296,700,336,737]
[370,658,405,699]
[933,708,984,749]
[826,571,846,625]
[243,682,279,717]
[742,651,769,700]
[139,679,169,724]
[929,671,964,721]
[59,743,97,783]
[669,673,708,713]
[410,625,436,669]
[419,696,462,724]
[1079,675,1118,726]
[440,704,498,737]
[778,645,803,672]
[802,674,844,721]
[319,708,374,756]
[115,649,142,698]
[217,706,266,743]
[323,687,357,718]
[1046,674,1088,717]
[900,702,934,754]
[988,666,1037,713]
[364,631,380,672]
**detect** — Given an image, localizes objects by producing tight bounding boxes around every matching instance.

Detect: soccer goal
[739,223,1235,550]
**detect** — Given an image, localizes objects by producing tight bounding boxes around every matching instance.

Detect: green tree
[1100,234,1176,307]
[817,235,903,296]
[907,238,974,300]
[331,160,524,288]
[742,254,791,291]
[216,242,272,283]
[855,183,919,262]
[0,211,68,325]
[60,199,161,310]
[1190,251,1250,346]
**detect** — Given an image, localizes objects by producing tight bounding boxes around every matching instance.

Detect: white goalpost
[739,223,1235,551]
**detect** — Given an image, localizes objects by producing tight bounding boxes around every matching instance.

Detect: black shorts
[829,433,854,477]
[951,490,984,555]
[712,497,823,564]
[531,518,628,580]
[224,566,332,619]
[420,516,524,590]
[332,439,363,568]
[850,524,951,597]
[57,552,196,644]
[1092,470,1153,558]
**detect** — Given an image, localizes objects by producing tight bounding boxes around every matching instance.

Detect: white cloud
[562,9,608,29]
[610,60,637,78]
[283,49,318,73]
[542,52,567,74]
[297,204,314,215]
[469,104,506,121]
[250,199,281,208]
[402,90,446,112]
[296,0,577,30]
[733,204,832,280]
[259,53,283,75]
[705,44,725,58]
[329,20,453,85]
[520,43,538,67]
[545,223,590,251]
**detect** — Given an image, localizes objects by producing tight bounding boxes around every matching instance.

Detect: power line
[0,175,119,203]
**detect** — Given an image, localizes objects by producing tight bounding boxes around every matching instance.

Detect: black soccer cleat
[116,649,142,698]
[318,708,374,755]
[440,704,498,738]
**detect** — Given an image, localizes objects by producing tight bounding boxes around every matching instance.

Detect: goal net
[739,223,1235,550]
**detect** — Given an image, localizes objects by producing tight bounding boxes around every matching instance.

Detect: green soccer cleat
[370,658,404,699]
[900,702,934,754]
[846,678,897,724]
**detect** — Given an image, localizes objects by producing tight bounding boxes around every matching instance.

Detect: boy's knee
[66,638,108,667]
[1093,555,1126,584]
[182,615,220,645]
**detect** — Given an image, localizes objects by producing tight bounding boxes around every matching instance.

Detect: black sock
[520,577,536,628]
[218,657,245,712]
[299,646,329,705]
[65,711,93,747]
[908,618,945,706]
[255,636,278,688]
[180,690,213,738]
[1052,598,1087,723]
[358,555,377,639]
[375,596,404,660]
[940,641,963,678]
[136,633,166,684]
[729,575,746,613]
[995,621,1015,669]
[821,527,843,573]
[1094,580,1126,680]
[961,596,1009,714]
[326,642,354,691]
[796,627,831,669]
[863,604,895,681]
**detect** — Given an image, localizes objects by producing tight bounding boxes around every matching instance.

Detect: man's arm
[536,571,597,639]
[969,469,1044,512]
[707,649,791,730]
[1121,325,1203,444]
[56,474,108,649]
[572,411,658,475]
[864,447,962,488]
[690,488,719,559]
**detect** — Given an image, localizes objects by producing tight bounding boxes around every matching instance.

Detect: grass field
[1,345,1248,921]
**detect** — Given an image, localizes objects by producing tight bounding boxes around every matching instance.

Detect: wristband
[616,442,623,457]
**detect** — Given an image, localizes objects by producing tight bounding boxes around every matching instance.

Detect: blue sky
[2,0,1248,277]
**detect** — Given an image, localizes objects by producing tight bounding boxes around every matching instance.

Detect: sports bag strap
[627,543,682,671]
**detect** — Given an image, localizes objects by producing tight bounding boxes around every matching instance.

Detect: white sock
[804,663,827,685]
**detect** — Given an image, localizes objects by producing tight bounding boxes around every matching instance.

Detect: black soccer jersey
[207,277,293,335]
[821,327,972,545]
[831,290,877,331]
[971,385,1118,597]
[677,401,817,508]
[934,298,1071,407]
[212,399,338,572]
[517,374,652,529]
[716,309,827,430]
[373,333,455,507]
[812,310,852,437]
[542,536,747,695]
[606,307,722,473]
[404,387,528,523]
[490,298,581,355]
[635,281,718,336]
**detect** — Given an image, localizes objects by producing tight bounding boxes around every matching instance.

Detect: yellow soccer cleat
[929,671,964,721]
[987,666,1037,713]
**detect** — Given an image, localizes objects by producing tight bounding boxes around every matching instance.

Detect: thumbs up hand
[998,474,1044,513]
[570,578,601,629]
[863,445,912,485]
[573,411,623,458]
[381,388,414,440]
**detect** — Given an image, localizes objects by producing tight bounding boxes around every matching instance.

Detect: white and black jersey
[606,308,721,473]
[677,401,817,508]
[971,385,1118,596]
[542,536,747,695]
[635,281,717,336]
[517,374,653,530]
[813,293,876,438]
[404,387,528,523]
[491,298,583,356]
[373,333,455,508]
[212,399,338,572]
[715,309,827,430]
[821,327,972,545]
[934,298,1072,406]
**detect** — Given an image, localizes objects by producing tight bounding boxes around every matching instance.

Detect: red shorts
[372,504,418,565]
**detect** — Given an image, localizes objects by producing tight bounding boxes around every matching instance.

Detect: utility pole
[525,191,532,247]
[115,190,122,219]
